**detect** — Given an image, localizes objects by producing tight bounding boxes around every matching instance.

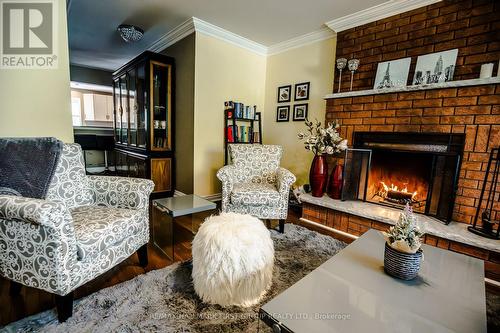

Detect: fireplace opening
[367,150,433,213]
[350,132,465,224]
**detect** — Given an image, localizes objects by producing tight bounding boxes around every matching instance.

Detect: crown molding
[148,18,195,53]
[192,17,267,56]
[325,0,442,32]
[267,27,335,56]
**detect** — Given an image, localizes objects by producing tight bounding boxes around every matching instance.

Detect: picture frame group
[277,82,310,122]
[373,49,459,90]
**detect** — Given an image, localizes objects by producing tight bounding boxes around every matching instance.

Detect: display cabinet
[112,51,175,197]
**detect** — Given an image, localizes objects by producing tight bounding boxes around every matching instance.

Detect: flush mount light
[117,24,144,43]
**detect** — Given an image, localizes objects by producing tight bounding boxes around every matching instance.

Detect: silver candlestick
[336,58,347,93]
[348,59,360,91]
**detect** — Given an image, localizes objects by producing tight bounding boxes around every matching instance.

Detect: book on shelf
[226,124,255,143]
[224,101,257,120]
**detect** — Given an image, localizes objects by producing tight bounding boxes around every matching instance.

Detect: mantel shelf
[324,77,500,100]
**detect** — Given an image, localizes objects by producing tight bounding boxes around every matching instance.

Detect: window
[70,82,114,128]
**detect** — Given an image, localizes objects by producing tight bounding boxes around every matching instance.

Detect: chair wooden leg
[137,244,148,267]
[55,292,74,322]
[279,219,285,233]
[9,281,22,296]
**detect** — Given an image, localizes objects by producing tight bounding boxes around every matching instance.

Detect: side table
[152,195,216,260]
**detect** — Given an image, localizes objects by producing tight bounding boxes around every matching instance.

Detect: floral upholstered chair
[216,144,296,233]
[0,144,154,322]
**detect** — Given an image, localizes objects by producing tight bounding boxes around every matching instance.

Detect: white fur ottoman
[192,212,274,307]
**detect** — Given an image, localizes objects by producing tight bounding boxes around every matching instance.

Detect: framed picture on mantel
[373,57,411,89]
[412,49,458,85]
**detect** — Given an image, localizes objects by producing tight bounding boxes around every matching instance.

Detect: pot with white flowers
[382,204,424,280]
[298,119,347,197]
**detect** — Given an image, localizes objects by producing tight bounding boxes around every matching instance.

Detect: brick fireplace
[327,0,500,226]
[299,0,500,281]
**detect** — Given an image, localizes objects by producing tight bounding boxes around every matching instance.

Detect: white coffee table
[260,229,486,333]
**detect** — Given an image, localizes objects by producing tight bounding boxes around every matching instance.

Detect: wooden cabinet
[112,51,175,197]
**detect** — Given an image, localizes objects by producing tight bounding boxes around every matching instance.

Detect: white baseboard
[174,190,186,197]
[299,217,358,240]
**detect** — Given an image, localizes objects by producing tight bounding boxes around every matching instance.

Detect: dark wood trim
[9,281,22,296]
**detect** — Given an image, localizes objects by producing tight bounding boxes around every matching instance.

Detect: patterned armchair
[0,144,154,322]
[217,144,296,233]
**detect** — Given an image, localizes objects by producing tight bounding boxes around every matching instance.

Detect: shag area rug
[2,224,499,332]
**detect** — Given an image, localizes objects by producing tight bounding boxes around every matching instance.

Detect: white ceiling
[68,0,388,71]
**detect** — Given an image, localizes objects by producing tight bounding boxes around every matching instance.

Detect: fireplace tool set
[468,147,500,239]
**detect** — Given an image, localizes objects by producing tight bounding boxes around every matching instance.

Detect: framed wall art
[276,105,290,122]
[293,104,308,121]
[277,85,291,103]
[294,82,310,101]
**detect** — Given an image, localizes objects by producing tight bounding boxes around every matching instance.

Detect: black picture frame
[277,85,291,103]
[294,82,310,101]
[293,103,308,121]
[276,106,290,122]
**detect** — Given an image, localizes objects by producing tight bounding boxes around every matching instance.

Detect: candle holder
[336,58,347,93]
[348,59,360,91]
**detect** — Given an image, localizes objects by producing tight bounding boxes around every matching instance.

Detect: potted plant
[382,204,424,280]
[298,119,347,197]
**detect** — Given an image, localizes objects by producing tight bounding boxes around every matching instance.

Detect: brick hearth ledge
[300,194,499,253]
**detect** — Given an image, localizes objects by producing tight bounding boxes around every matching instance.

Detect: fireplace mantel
[325,77,500,100]
[300,193,500,253]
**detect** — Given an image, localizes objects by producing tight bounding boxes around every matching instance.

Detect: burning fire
[379,181,418,201]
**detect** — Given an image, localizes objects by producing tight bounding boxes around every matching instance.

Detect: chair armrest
[276,167,296,195]
[88,175,154,210]
[217,165,238,210]
[0,195,73,229]
[0,195,79,295]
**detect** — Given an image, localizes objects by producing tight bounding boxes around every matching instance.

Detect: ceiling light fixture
[117,24,144,43]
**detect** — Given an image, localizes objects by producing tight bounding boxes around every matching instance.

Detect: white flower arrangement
[382,204,424,254]
[297,119,348,156]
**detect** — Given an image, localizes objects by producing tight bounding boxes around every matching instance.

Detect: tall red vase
[309,155,328,197]
[327,163,343,199]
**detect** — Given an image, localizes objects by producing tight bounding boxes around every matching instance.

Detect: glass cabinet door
[113,79,121,143]
[136,63,147,148]
[120,75,128,144]
[150,61,172,151]
[128,69,137,146]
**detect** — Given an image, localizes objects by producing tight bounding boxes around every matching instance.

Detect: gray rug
[2,224,499,332]
[2,224,346,332]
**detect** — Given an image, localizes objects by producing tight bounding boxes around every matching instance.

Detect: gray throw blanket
[0,137,63,199]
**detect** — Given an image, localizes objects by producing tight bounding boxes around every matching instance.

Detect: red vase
[327,163,343,199]
[309,155,328,197]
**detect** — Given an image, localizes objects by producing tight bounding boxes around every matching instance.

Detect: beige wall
[0,0,73,142]
[193,33,267,196]
[161,33,196,194]
[263,37,336,185]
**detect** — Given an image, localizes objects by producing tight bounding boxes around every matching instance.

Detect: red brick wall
[334,0,500,92]
[327,0,500,225]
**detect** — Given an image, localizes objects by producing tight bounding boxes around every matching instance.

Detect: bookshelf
[224,101,263,165]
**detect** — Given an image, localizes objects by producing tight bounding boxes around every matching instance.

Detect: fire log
[387,190,414,201]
